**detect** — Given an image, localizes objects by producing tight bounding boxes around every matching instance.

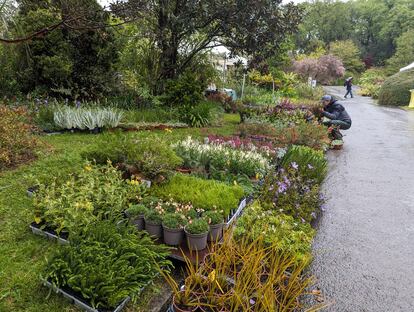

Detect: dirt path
[312,86,414,311]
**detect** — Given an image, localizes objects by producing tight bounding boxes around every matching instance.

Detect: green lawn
[0,114,239,312]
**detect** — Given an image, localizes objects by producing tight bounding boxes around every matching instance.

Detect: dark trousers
[323,119,351,130]
[345,89,353,98]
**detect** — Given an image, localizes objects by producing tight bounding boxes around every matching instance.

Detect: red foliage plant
[0,105,39,170]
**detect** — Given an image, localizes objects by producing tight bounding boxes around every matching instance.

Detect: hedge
[378,69,414,106]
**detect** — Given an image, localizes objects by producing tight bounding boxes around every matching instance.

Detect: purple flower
[76,100,81,108]
[291,162,299,170]
[320,204,327,211]
[307,164,314,169]
[311,212,317,219]
[277,181,288,193]
[283,175,291,186]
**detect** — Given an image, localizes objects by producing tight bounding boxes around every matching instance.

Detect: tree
[386,30,414,74]
[329,40,364,73]
[111,0,303,93]
[11,0,119,99]
[292,54,345,85]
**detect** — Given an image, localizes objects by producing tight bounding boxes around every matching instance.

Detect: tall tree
[111,0,303,93]
[12,0,118,99]
[386,30,414,74]
[329,40,364,73]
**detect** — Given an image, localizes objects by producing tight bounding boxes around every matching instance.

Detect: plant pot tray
[29,222,69,245]
[43,279,130,312]
[163,197,248,265]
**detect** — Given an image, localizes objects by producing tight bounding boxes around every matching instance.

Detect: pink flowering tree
[292,54,345,84]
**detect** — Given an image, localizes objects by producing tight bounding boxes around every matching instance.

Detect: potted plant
[203,211,224,242]
[162,213,187,246]
[144,210,163,238]
[126,204,148,231]
[184,218,209,251]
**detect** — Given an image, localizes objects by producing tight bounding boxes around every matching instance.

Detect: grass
[0,114,239,312]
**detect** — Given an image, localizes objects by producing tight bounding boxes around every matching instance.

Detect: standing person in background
[344,77,354,98]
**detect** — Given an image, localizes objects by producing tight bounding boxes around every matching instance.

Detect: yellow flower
[34,216,42,224]
[84,165,92,172]
[233,180,238,186]
[165,128,173,133]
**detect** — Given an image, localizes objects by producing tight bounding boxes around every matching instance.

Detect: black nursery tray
[29,222,69,245]
[43,280,130,312]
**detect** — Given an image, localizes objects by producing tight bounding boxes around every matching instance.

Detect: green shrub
[203,210,224,225]
[378,69,414,106]
[82,133,183,179]
[151,174,244,217]
[280,145,327,184]
[178,101,223,128]
[33,162,146,235]
[43,221,171,309]
[185,218,209,234]
[0,106,39,170]
[130,137,183,179]
[33,103,61,131]
[294,83,324,100]
[81,132,128,164]
[163,70,205,107]
[358,68,386,99]
[233,202,314,262]
[144,210,164,225]
[126,204,148,217]
[162,212,187,229]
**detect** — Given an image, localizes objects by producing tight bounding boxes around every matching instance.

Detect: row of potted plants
[126,199,226,251]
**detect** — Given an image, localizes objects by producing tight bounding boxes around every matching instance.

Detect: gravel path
[312,86,414,311]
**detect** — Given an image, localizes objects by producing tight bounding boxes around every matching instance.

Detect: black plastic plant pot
[29,222,69,245]
[144,220,163,239]
[43,280,130,312]
[27,185,39,197]
[208,223,224,242]
[185,229,208,251]
[162,226,184,246]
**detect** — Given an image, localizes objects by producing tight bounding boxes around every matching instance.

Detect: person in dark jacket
[344,77,353,98]
[320,95,352,130]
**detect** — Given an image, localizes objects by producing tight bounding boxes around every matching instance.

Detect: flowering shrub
[33,162,147,235]
[173,137,272,178]
[151,174,244,217]
[280,145,327,184]
[234,202,315,262]
[0,105,38,170]
[292,54,345,84]
[260,165,324,223]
